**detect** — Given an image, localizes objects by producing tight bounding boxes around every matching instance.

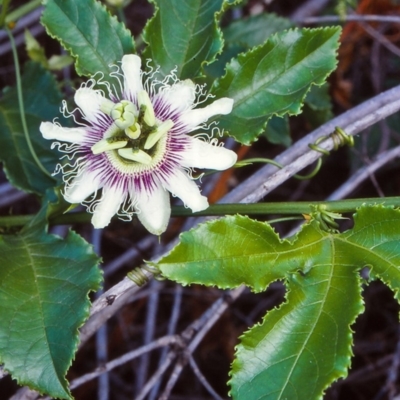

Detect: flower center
[91,92,174,168]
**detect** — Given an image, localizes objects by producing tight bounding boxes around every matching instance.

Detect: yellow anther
[91,139,128,154]
[144,119,174,150]
[118,148,152,165]
[138,90,156,127]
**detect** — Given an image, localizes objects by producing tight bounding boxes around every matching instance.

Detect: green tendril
[237,126,354,181]
[127,263,163,286]
[236,157,323,180]
[6,26,52,179]
[309,126,354,153]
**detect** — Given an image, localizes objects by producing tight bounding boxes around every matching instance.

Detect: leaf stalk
[6,26,53,179]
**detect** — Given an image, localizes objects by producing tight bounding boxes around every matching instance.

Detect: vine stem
[2,197,400,228]
[5,26,52,179]
[237,157,322,180]
[172,197,400,216]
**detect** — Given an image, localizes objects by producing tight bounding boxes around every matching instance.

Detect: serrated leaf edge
[0,228,102,399]
[228,269,365,400]
[199,0,244,76]
[157,214,293,291]
[212,26,342,145]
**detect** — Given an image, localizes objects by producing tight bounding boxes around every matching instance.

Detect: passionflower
[40,54,237,234]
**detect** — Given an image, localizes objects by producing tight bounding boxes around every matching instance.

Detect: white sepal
[180,97,233,130]
[74,87,105,123]
[179,137,237,170]
[121,54,143,100]
[160,79,196,113]
[163,169,209,213]
[64,169,102,204]
[135,185,171,235]
[40,122,86,144]
[92,185,126,229]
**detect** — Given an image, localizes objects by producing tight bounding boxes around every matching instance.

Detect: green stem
[0,0,12,28]
[237,158,322,180]
[5,0,41,24]
[6,26,52,179]
[1,197,400,228]
[171,197,400,216]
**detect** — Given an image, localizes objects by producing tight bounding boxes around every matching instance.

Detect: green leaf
[305,83,332,111]
[205,13,293,83]
[231,265,363,400]
[342,206,400,301]
[142,0,233,79]
[204,13,294,145]
[211,27,341,145]
[157,206,400,399]
[158,215,333,292]
[203,43,244,80]
[41,0,134,79]
[223,13,293,48]
[263,115,291,147]
[0,62,64,195]
[303,83,334,128]
[0,224,101,398]
[157,215,321,292]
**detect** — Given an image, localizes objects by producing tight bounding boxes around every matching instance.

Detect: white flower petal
[135,185,170,235]
[75,87,105,123]
[92,186,125,229]
[179,97,234,129]
[161,80,196,113]
[64,170,102,204]
[180,137,237,170]
[163,170,208,213]
[40,122,87,144]
[122,54,143,100]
